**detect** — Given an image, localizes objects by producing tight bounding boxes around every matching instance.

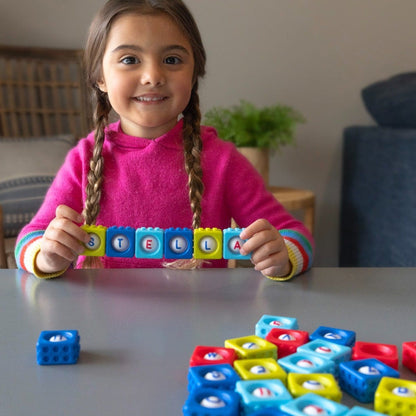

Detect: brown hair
[82,0,206,267]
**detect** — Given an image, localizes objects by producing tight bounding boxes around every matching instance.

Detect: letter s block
[82,225,107,256]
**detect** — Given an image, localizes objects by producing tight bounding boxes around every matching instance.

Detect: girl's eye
[164,56,182,65]
[121,56,139,65]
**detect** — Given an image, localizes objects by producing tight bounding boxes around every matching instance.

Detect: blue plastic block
[339,358,400,403]
[36,330,80,365]
[105,226,135,257]
[183,387,240,416]
[310,326,356,347]
[247,409,289,416]
[255,314,299,338]
[223,228,251,260]
[164,228,193,259]
[135,227,164,259]
[281,393,349,416]
[297,339,351,377]
[236,379,292,414]
[346,406,385,415]
[298,340,351,365]
[187,364,240,392]
[278,352,335,375]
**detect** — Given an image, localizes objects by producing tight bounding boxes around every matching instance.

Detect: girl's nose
[140,62,165,86]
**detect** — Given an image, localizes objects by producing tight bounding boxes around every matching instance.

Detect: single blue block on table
[310,325,356,347]
[183,387,240,416]
[187,364,240,392]
[339,358,400,403]
[36,330,80,365]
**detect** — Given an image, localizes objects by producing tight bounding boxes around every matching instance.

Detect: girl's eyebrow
[111,44,191,55]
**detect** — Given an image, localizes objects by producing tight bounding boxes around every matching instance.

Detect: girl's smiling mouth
[135,95,168,102]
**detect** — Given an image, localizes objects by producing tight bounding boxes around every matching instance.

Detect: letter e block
[135,227,164,259]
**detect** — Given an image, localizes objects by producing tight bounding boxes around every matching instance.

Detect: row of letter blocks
[183,314,416,415]
[81,226,251,260]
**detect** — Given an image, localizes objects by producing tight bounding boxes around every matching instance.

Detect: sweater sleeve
[14,139,88,276]
[220,144,315,280]
[14,230,70,278]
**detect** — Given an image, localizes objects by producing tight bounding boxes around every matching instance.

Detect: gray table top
[1,267,415,415]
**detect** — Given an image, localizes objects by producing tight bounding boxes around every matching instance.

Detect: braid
[81,90,111,269]
[182,88,204,230]
[164,87,205,270]
[83,91,110,225]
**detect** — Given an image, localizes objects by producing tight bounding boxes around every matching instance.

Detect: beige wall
[2,0,416,266]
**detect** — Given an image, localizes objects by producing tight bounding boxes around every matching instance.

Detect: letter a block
[223,228,251,260]
[194,228,223,259]
[82,225,107,256]
[106,226,135,257]
[135,227,164,259]
[164,228,193,259]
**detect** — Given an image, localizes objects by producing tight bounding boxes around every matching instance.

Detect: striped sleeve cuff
[15,231,68,279]
[265,229,314,282]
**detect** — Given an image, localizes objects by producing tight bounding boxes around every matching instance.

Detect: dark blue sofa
[339,73,416,266]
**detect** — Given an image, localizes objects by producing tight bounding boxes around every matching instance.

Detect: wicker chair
[0,45,92,267]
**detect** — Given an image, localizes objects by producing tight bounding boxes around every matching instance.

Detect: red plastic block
[352,341,399,369]
[189,345,238,367]
[266,328,309,358]
[403,341,416,373]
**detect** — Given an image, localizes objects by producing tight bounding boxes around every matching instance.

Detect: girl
[15,0,314,280]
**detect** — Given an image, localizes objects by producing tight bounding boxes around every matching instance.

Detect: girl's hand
[36,205,90,274]
[239,219,291,278]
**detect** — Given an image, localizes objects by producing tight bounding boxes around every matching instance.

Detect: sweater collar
[106,120,184,150]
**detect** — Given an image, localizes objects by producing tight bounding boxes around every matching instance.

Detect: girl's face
[98,13,195,139]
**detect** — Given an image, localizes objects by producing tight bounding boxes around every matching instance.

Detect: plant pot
[237,147,269,185]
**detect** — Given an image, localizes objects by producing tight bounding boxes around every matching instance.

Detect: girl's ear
[96,79,107,93]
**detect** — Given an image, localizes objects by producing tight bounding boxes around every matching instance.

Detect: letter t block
[106,226,135,257]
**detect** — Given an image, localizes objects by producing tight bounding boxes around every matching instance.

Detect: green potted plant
[204,100,305,185]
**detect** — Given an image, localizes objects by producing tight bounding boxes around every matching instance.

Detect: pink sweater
[15,120,314,277]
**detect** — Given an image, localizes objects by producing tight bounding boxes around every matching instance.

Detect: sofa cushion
[362,72,416,128]
[340,126,416,266]
[0,136,75,237]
